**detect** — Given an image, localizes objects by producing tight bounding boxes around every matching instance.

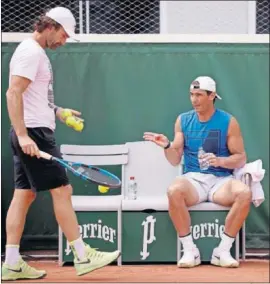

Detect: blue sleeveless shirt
[181,109,232,177]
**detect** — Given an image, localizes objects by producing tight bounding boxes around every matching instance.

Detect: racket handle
[39,151,53,160]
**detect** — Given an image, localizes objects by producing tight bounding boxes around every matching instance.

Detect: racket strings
[72,165,120,186]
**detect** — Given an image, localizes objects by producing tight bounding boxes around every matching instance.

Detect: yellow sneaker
[1,257,46,281]
[74,244,120,276]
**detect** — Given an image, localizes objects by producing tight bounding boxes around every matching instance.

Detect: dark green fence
[1,42,269,250]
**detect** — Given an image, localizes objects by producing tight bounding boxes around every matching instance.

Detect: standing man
[2,7,120,281]
[144,76,251,268]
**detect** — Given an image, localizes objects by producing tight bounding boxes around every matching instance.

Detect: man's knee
[167,177,191,200]
[50,184,73,200]
[231,180,252,204]
[13,190,36,205]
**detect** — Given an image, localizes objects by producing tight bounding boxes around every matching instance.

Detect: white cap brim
[64,28,80,42]
[215,93,222,100]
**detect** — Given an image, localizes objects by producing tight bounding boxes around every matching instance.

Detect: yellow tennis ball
[74,121,84,132]
[98,185,110,193]
[65,116,76,127]
[61,109,73,119]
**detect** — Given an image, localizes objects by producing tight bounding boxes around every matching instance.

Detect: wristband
[164,141,171,149]
[54,106,59,115]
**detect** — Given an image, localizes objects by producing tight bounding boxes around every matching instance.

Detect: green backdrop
[1,42,269,250]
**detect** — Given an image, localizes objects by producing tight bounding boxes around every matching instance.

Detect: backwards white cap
[46,7,78,41]
[190,76,222,100]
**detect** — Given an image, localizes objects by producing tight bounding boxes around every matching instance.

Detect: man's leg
[167,175,206,268]
[210,178,252,267]
[2,189,47,281]
[5,189,36,263]
[2,131,48,281]
[167,177,199,235]
[50,184,87,262]
[50,184,120,276]
[50,185,81,241]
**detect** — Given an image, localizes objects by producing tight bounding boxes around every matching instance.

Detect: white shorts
[182,172,233,203]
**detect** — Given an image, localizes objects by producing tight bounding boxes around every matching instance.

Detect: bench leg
[242,222,246,261]
[177,234,181,263]
[58,227,64,266]
[117,207,122,266]
[235,231,240,261]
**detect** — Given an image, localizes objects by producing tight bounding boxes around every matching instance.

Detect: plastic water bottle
[128,176,137,200]
[198,147,209,170]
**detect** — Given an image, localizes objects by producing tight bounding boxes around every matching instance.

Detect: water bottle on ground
[127,176,137,200]
[198,147,209,170]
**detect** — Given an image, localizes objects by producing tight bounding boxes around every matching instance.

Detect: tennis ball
[61,109,73,120]
[74,121,84,132]
[65,116,77,127]
[66,116,84,132]
[98,185,110,193]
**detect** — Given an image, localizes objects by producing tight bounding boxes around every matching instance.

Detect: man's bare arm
[164,116,184,166]
[219,117,247,169]
[6,75,31,136]
[6,75,40,157]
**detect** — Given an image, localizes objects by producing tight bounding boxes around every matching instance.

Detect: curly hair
[33,15,62,32]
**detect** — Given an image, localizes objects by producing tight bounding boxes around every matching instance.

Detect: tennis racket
[39,151,121,188]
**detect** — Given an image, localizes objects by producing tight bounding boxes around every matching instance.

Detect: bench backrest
[60,144,129,195]
[124,141,181,197]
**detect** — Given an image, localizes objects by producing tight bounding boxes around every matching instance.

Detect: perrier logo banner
[139,216,225,261]
[122,212,177,262]
[62,211,231,262]
[62,212,118,261]
[122,211,229,263]
[189,210,230,261]
[190,219,225,240]
[140,215,157,260]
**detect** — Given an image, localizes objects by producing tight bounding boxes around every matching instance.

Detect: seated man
[143,76,251,268]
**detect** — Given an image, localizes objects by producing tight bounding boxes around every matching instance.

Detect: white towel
[233,159,265,207]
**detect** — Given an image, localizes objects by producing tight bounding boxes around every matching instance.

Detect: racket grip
[39,151,53,160]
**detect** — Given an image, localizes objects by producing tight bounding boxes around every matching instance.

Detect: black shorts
[10,127,69,192]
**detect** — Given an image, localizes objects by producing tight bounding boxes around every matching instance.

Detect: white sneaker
[211,247,239,268]
[178,247,201,268]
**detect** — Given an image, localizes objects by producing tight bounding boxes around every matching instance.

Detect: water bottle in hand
[198,147,209,170]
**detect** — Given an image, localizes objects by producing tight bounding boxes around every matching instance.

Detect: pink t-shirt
[9,38,56,131]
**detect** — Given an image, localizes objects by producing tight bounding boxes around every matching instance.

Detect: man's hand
[201,153,222,168]
[143,132,170,148]
[18,135,40,158]
[56,107,82,123]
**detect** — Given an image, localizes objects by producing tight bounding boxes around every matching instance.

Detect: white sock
[179,234,195,251]
[218,233,235,252]
[5,245,20,266]
[69,237,87,260]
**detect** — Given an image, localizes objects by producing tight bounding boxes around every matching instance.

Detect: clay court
[2,259,269,283]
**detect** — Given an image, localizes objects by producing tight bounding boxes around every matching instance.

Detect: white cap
[46,7,78,41]
[190,76,222,100]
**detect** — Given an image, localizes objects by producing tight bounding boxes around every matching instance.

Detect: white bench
[58,141,247,264]
[58,144,128,265]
